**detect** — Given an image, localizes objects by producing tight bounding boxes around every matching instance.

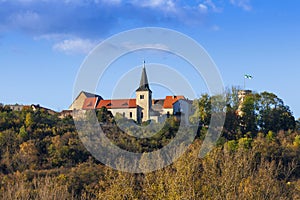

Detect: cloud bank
[0,0,252,54]
[53,38,99,54]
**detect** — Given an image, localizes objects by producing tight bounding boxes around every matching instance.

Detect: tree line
[191,88,297,140]
[0,88,299,199]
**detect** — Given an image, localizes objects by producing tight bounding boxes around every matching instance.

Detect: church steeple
[136,60,151,92]
[136,60,152,123]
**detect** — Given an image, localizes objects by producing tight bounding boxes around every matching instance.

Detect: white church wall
[109,108,137,121]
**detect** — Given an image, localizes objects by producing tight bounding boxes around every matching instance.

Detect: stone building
[70,64,193,123]
[69,91,103,110]
[7,104,57,115]
[237,90,252,116]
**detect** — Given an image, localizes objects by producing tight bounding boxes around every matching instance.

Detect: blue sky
[0,0,299,118]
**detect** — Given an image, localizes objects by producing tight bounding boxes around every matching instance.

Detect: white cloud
[198,4,208,13]
[36,34,101,55]
[53,38,99,54]
[230,0,252,11]
[94,0,122,5]
[1,0,253,43]
[121,42,170,51]
[133,0,177,12]
[203,0,223,13]
[139,0,165,7]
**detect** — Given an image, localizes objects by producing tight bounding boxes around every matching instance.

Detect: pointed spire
[136,60,151,92]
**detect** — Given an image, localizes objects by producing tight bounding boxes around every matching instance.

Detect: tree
[258,92,295,133]
[19,125,28,140]
[15,140,39,170]
[239,94,258,136]
[296,118,300,131]
[25,112,33,128]
[190,94,211,126]
[293,135,300,147]
[266,130,275,142]
[225,86,241,110]
[96,107,113,123]
[223,105,240,140]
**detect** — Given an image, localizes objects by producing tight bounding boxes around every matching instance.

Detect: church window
[140,95,144,99]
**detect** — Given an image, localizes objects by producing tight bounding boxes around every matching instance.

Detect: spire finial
[143,59,145,68]
[136,60,151,92]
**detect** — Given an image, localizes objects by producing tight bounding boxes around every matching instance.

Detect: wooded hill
[0,89,299,199]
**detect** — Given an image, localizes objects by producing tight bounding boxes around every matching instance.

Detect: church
[69,65,193,124]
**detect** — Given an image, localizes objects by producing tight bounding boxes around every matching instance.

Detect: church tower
[237,90,252,116]
[136,61,152,123]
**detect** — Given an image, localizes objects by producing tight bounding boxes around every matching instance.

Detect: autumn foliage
[0,90,300,199]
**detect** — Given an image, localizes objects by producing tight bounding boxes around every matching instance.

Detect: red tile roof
[83,96,185,110]
[96,99,136,109]
[82,97,99,110]
[163,96,185,108]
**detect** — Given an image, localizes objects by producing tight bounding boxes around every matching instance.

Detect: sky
[0,0,299,118]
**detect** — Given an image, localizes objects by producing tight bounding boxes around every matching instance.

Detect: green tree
[190,94,211,126]
[225,86,241,110]
[19,125,28,140]
[266,130,275,142]
[258,92,295,133]
[96,107,113,123]
[293,135,300,147]
[240,94,258,136]
[226,140,238,151]
[223,105,240,140]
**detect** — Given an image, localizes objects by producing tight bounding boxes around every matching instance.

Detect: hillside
[0,90,300,199]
